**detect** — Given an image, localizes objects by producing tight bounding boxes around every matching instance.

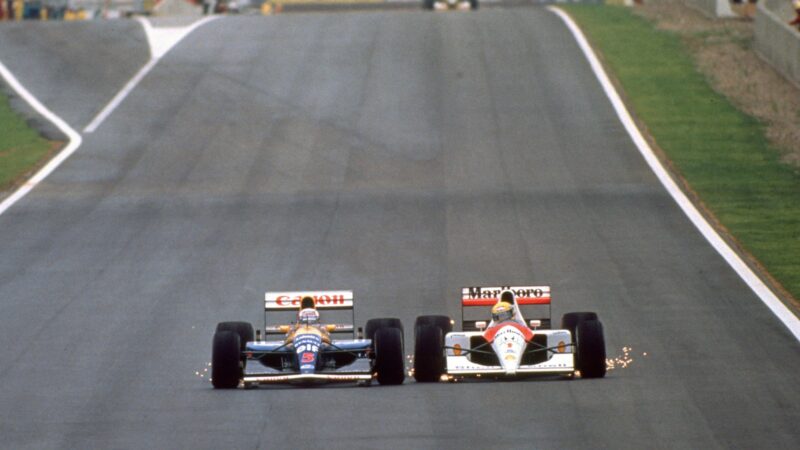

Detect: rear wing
[263,291,355,337]
[264,291,354,310]
[461,286,552,331]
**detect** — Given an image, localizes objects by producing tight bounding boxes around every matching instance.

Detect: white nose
[491,328,526,375]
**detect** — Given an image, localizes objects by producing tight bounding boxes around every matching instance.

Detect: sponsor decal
[465,286,546,299]
[461,286,551,306]
[505,355,516,361]
[276,294,346,306]
[483,322,534,343]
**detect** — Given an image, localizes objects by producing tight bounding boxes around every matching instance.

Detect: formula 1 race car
[412,286,606,381]
[211,291,405,388]
[423,0,478,10]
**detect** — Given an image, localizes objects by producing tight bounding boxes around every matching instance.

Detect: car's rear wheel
[575,320,607,378]
[212,331,241,389]
[413,324,445,382]
[215,321,254,351]
[561,312,598,343]
[374,327,405,385]
[469,0,478,10]
[365,318,403,343]
[422,0,434,9]
[414,315,453,334]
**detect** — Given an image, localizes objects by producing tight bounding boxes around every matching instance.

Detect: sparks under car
[412,285,606,381]
[211,291,405,388]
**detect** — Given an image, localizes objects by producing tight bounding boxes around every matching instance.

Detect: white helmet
[298,308,320,325]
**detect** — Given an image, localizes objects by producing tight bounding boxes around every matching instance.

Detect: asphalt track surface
[1,9,799,449]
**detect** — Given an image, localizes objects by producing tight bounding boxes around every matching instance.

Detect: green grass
[0,90,54,191]
[561,5,800,300]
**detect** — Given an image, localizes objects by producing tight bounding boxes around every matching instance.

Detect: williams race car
[211,291,405,388]
[413,285,606,381]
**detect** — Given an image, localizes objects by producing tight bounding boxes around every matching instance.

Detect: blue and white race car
[211,291,405,388]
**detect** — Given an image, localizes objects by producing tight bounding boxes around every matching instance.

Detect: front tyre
[212,331,242,389]
[469,0,478,10]
[576,320,607,378]
[374,327,405,385]
[413,324,445,382]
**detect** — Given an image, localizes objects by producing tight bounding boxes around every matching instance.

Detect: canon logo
[275,294,346,306]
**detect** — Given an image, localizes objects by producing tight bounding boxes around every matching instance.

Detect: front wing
[243,339,373,385]
[444,329,575,377]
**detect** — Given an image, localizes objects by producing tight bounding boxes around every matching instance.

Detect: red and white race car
[412,285,606,381]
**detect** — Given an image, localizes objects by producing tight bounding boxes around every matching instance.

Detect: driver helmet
[491,301,515,323]
[298,308,320,325]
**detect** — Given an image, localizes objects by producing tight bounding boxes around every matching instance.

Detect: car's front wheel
[211,331,242,389]
[575,320,607,378]
[374,327,405,385]
[413,324,445,382]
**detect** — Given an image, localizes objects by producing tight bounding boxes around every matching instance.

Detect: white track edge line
[83,58,158,133]
[548,6,800,342]
[83,15,218,134]
[0,61,82,217]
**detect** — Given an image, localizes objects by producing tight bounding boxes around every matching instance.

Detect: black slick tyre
[215,321,254,351]
[374,327,405,385]
[422,0,434,9]
[575,320,607,378]
[365,318,403,342]
[413,324,445,382]
[469,0,478,9]
[414,315,453,334]
[561,312,598,344]
[212,331,242,389]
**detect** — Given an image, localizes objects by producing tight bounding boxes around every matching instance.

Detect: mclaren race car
[412,285,606,381]
[211,291,405,388]
[423,0,478,11]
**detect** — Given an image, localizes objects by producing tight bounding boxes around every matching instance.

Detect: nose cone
[490,325,527,375]
[500,350,522,374]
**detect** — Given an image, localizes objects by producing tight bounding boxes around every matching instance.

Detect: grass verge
[561,5,800,302]
[0,90,55,194]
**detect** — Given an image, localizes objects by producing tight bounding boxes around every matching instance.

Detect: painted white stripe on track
[0,61,83,217]
[83,16,218,134]
[548,6,800,341]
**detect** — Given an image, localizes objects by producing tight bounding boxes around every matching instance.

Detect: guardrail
[755,0,800,88]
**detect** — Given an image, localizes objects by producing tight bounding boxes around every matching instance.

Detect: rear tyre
[469,0,478,9]
[212,331,242,389]
[561,312,598,344]
[422,0,434,9]
[414,315,453,334]
[365,318,403,342]
[575,320,607,378]
[216,321,254,351]
[413,324,445,382]
[374,327,405,385]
